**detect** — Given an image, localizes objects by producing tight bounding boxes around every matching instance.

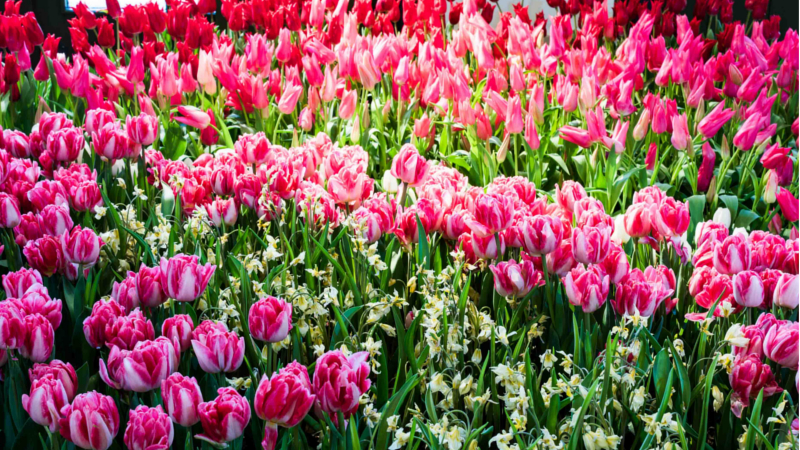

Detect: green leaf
[734,209,760,229]
[653,348,671,401]
[697,354,719,450]
[375,374,420,449]
[415,214,430,271]
[667,338,691,409]
[744,390,763,450]
[687,195,706,242]
[547,153,570,176]
[566,380,599,450]
[640,369,674,450]
[719,195,739,219]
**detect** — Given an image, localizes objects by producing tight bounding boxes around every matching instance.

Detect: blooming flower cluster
[0,0,796,449]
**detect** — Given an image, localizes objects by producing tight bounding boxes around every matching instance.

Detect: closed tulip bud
[763,321,799,368]
[773,273,798,309]
[776,188,799,222]
[123,405,173,450]
[0,192,21,228]
[61,226,104,267]
[278,84,303,115]
[161,373,204,427]
[58,392,119,450]
[489,258,542,298]
[159,254,216,302]
[19,313,54,362]
[313,351,371,422]
[22,373,70,432]
[729,354,782,418]
[255,361,315,450]
[174,106,211,130]
[249,296,293,343]
[111,276,140,312]
[29,359,78,401]
[564,264,610,313]
[0,301,23,349]
[519,215,563,255]
[732,270,764,308]
[713,234,751,275]
[99,337,179,392]
[191,320,244,373]
[161,315,194,353]
[390,144,429,187]
[197,388,251,445]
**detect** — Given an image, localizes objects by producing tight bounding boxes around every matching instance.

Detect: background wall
[17,0,800,57]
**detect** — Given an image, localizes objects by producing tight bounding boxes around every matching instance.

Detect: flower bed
[0,0,797,449]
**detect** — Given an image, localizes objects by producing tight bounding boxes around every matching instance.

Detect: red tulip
[59,391,120,450]
[124,405,174,450]
[196,388,251,445]
[161,373,204,427]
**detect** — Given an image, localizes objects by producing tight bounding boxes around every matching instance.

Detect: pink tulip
[413,113,432,138]
[564,264,610,313]
[196,388,251,445]
[100,336,179,392]
[205,198,239,228]
[126,114,159,147]
[599,243,630,284]
[135,264,166,308]
[47,127,84,162]
[174,106,211,130]
[327,165,374,206]
[732,270,765,308]
[466,193,514,238]
[39,112,73,143]
[339,89,358,120]
[732,325,766,360]
[85,109,116,135]
[505,94,524,134]
[59,392,119,450]
[489,259,542,298]
[103,309,154,351]
[92,122,130,161]
[519,214,563,255]
[235,132,271,165]
[351,207,385,243]
[773,273,799,309]
[4,130,30,157]
[0,300,23,349]
[191,320,244,373]
[61,226,104,266]
[390,144,429,187]
[19,313,54,362]
[613,269,671,317]
[559,125,593,148]
[83,299,126,348]
[729,354,782,418]
[777,188,799,223]
[571,223,611,265]
[111,275,140,312]
[2,267,43,299]
[697,102,736,138]
[24,236,64,277]
[555,181,587,213]
[713,234,752,275]
[623,202,653,238]
[39,205,74,237]
[0,192,21,228]
[11,288,62,329]
[653,197,690,238]
[249,296,293,343]
[670,113,690,151]
[763,321,799,368]
[546,239,577,277]
[22,372,71,432]
[732,114,760,151]
[255,362,315,450]
[356,51,380,90]
[472,232,506,260]
[278,83,303,115]
[124,405,174,450]
[159,254,216,302]
[29,359,78,401]
[161,314,194,352]
[313,350,371,422]
[161,373,204,427]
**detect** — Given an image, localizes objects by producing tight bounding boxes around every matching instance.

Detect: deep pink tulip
[124,405,174,450]
[489,258,542,298]
[3,130,30,157]
[103,309,154,351]
[613,268,672,317]
[555,181,587,213]
[2,267,43,299]
[196,388,251,445]
[29,359,78,401]
[599,243,630,284]
[732,270,765,308]
[111,275,140,312]
[546,239,577,277]
[519,214,563,255]
[83,299,126,348]
[47,127,84,162]
[255,362,315,450]
[713,234,752,275]
[24,236,64,277]
[390,144,429,187]
[126,114,159,147]
[0,192,21,228]
[776,188,799,223]
[100,336,179,392]
[39,112,72,143]
[313,350,371,422]
[732,325,766,360]
[763,321,799,368]
[39,204,74,237]
[466,193,514,238]
[92,122,131,161]
[249,296,293,343]
[161,314,194,352]
[234,132,271,165]
[653,197,690,238]
[773,273,799,309]
[564,264,610,313]
[697,102,736,138]
[472,232,506,260]
[571,223,611,265]
[61,226,104,267]
[729,354,782,418]
[191,320,244,373]
[159,254,216,302]
[10,287,62,329]
[58,391,120,450]
[19,313,54,362]
[161,373,204,427]
[22,372,70,432]
[0,300,23,349]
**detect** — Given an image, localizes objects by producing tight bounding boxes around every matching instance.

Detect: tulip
[235,132,271,165]
[466,193,514,238]
[196,388,251,445]
[47,127,84,162]
[713,234,752,275]
[255,362,315,450]
[729,354,782,418]
[3,267,43,298]
[60,226,104,268]
[559,125,592,148]
[39,112,72,143]
[732,270,765,308]
[85,109,116,135]
[313,351,371,422]
[22,373,71,432]
[249,296,293,343]
[489,259,542,298]
[697,102,736,138]
[390,144,429,187]
[205,198,239,228]
[623,202,653,238]
[555,181,587,213]
[191,320,244,373]
[175,106,211,130]
[731,324,766,360]
[19,313,54,362]
[327,165,374,206]
[103,309,154,351]
[762,321,799,368]
[4,130,31,157]
[83,299,126,348]
[413,113,432,138]
[29,359,78,401]
[472,232,506,260]
[571,223,611,265]
[161,314,194,352]
[39,204,74,237]
[99,337,179,392]
[12,288,62,330]
[59,392,120,450]
[0,192,21,229]
[111,275,140,312]
[564,264,610,313]
[776,188,799,223]
[516,214,561,255]
[697,142,716,192]
[123,405,174,450]
[161,373,204,427]
[505,94,524,134]
[670,113,690,151]
[159,254,216,302]
[773,273,798,309]
[23,236,64,277]
[613,269,670,317]
[653,198,690,238]
[126,114,159,147]
[278,83,303,115]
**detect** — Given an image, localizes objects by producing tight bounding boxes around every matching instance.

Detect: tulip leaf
[719,195,739,219]
[697,354,720,450]
[10,418,43,450]
[667,337,692,410]
[374,373,420,450]
[566,379,599,450]
[744,390,764,450]
[640,369,674,450]
[734,209,760,229]
[653,348,671,401]
[687,195,706,241]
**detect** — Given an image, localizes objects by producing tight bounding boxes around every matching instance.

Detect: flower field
[0,0,797,448]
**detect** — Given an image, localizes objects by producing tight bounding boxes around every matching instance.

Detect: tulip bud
[255,361,314,450]
[249,296,293,343]
[59,392,120,450]
[313,351,371,422]
[123,405,174,450]
[197,388,251,445]
[161,373,203,427]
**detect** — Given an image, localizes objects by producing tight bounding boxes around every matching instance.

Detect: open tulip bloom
[0,0,798,449]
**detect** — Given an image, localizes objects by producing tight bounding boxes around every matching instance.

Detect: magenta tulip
[249,296,293,343]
